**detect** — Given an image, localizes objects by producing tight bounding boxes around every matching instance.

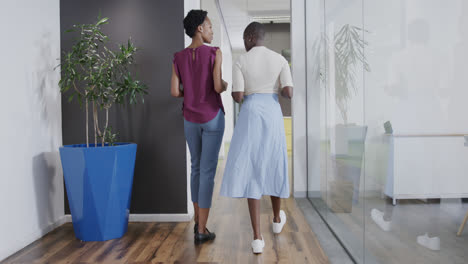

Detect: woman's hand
[232,92,244,103]
[222,79,228,91]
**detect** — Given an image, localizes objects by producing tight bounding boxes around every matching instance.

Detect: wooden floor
[4,156,329,264]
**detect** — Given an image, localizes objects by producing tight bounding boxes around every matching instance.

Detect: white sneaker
[251,235,265,254]
[417,233,440,251]
[371,208,391,232]
[272,210,287,234]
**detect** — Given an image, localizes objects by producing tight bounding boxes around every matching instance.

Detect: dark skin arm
[281,86,293,99]
[213,49,226,94]
[171,64,183,98]
[232,91,244,103]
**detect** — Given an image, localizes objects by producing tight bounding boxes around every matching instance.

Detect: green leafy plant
[98,126,119,146]
[57,15,148,147]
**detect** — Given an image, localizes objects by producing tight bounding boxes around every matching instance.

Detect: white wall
[218,0,290,52]
[305,0,323,196]
[0,0,64,261]
[217,0,251,51]
[291,0,308,197]
[201,0,234,156]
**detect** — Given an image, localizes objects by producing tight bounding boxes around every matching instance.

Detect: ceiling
[213,0,290,50]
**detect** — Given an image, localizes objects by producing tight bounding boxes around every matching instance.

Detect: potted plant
[56,16,147,241]
[322,24,369,212]
[333,24,369,154]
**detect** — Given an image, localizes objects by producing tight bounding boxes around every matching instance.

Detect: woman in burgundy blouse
[170,9,226,244]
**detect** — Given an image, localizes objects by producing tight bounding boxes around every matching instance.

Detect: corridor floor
[4,157,329,263]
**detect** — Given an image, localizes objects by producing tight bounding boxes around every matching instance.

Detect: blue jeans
[184,109,225,208]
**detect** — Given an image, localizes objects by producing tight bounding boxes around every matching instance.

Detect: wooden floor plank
[4,156,329,264]
[133,223,176,263]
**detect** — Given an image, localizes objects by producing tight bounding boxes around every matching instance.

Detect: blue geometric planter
[59,143,137,241]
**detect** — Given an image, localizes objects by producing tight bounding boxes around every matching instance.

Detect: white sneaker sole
[252,246,264,254]
[251,236,265,254]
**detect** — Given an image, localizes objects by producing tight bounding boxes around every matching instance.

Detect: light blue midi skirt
[220,93,289,199]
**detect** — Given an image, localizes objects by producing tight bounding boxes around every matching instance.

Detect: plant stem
[85,92,89,148]
[73,82,83,96]
[93,102,102,145]
[93,102,97,146]
[103,107,109,147]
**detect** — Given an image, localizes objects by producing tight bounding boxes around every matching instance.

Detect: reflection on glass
[307,0,468,263]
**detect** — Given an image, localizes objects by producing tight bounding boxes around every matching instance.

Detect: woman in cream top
[220,22,293,254]
[232,45,293,96]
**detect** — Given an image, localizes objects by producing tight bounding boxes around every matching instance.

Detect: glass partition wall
[306,1,468,263]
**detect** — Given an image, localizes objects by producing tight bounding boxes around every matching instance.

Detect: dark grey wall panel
[263,23,292,117]
[60,0,187,214]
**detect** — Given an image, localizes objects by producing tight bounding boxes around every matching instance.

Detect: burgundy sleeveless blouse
[173,45,224,123]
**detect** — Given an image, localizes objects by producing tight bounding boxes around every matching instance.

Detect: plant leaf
[96,17,109,26]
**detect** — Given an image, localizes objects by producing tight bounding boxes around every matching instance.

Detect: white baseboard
[308,191,322,198]
[129,213,193,222]
[0,215,68,263]
[63,213,194,223]
[294,191,307,198]
[63,214,72,222]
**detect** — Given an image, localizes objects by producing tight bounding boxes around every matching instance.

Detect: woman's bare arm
[281,86,293,99]
[213,49,225,94]
[232,91,244,103]
[171,64,183,98]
